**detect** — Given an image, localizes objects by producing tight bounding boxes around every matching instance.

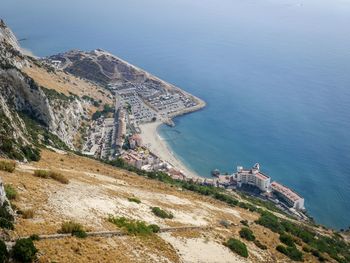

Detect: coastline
[139,121,201,180]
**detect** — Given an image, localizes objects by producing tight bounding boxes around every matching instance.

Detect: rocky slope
[0,20,111,157]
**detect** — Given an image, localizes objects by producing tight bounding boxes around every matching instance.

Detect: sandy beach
[139,121,200,179]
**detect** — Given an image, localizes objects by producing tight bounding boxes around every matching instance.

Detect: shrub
[12,238,38,262]
[254,240,267,250]
[33,170,50,178]
[149,224,160,233]
[225,238,248,258]
[0,218,13,230]
[276,245,303,261]
[302,245,311,252]
[151,207,173,219]
[72,229,88,238]
[239,227,255,241]
[29,234,40,241]
[0,201,14,230]
[128,197,141,204]
[0,160,16,173]
[255,211,284,233]
[108,216,159,236]
[59,221,87,238]
[240,220,249,226]
[22,209,34,219]
[4,184,17,200]
[34,170,69,184]
[279,232,295,247]
[0,239,8,263]
[49,171,69,184]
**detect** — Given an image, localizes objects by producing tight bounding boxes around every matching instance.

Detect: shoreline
[139,121,201,180]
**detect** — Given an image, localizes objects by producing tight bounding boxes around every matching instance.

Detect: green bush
[4,184,17,200]
[225,238,248,258]
[29,234,40,241]
[59,221,87,238]
[0,239,8,263]
[72,229,88,238]
[108,216,159,236]
[128,197,141,204]
[12,238,38,262]
[0,160,16,173]
[279,232,295,247]
[276,245,303,261]
[239,227,255,241]
[255,211,284,233]
[149,224,160,233]
[0,218,14,230]
[151,207,173,219]
[240,220,249,226]
[0,201,14,230]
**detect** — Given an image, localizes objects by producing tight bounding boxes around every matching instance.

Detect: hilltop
[0,19,350,263]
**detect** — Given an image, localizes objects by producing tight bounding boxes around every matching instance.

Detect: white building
[236,163,271,192]
[270,181,305,210]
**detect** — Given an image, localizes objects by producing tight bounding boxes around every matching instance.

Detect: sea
[2,0,350,230]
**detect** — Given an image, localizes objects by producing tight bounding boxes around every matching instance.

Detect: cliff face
[0,20,87,157]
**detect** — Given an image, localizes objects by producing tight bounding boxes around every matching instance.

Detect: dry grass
[0,159,16,173]
[34,170,69,184]
[23,64,113,105]
[22,209,35,219]
[0,150,326,262]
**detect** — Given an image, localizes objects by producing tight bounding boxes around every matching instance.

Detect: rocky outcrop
[0,20,87,153]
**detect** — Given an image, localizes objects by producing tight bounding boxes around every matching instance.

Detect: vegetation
[255,211,350,262]
[128,197,141,204]
[12,238,38,263]
[108,216,160,236]
[0,112,40,162]
[0,201,14,230]
[105,155,350,262]
[0,239,8,263]
[225,238,248,258]
[106,158,258,213]
[22,209,35,219]
[0,160,16,173]
[151,207,174,219]
[254,240,267,250]
[20,112,68,152]
[92,104,114,120]
[82,95,101,107]
[239,227,255,241]
[59,221,87,238]
[279,232,295,247]
[33,170,69,184]
[276,245,303,261]
[240,220,249,226]
[41,86,76,102]
[4,184,17,200]
[29,234,40,241]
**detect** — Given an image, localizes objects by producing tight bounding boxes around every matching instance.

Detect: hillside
[0,150,335,263]
[0,19,349,263]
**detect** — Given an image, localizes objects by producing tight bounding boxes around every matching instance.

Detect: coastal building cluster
[206,164,306,218]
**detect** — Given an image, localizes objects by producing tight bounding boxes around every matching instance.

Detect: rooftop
[271,181,303,202]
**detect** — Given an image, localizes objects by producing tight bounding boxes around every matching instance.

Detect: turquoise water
[2,0,350,229]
